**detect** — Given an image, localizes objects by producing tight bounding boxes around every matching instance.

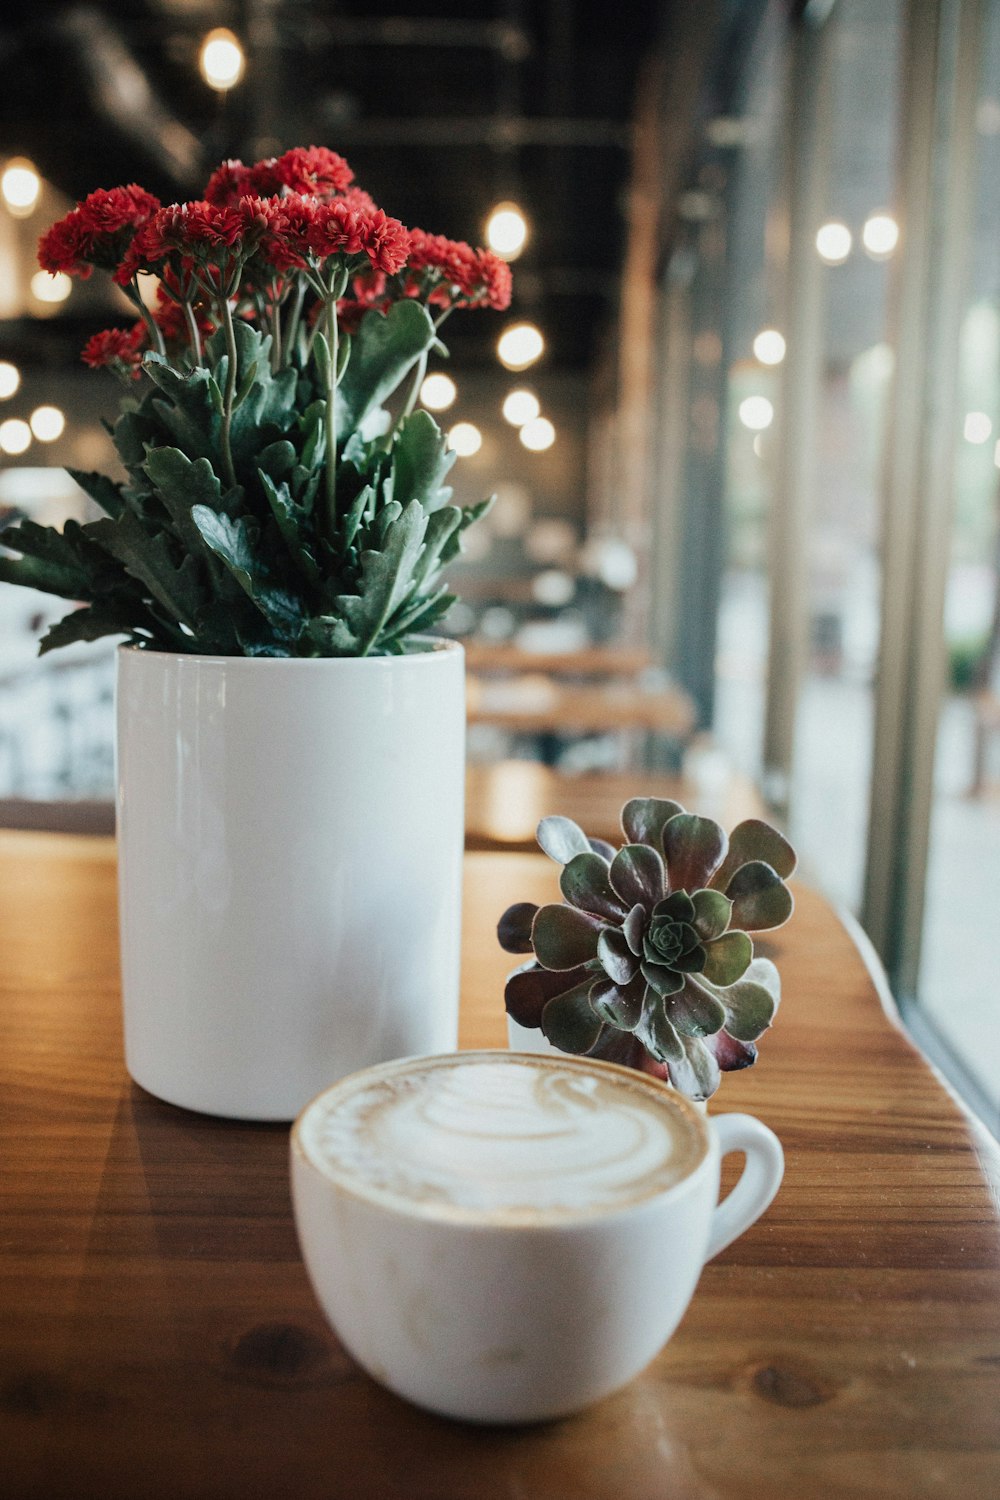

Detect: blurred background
[1,0,998,1130]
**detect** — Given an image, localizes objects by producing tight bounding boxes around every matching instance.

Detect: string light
[1,158,41,217]
[862,213,899,259]
[519,416,556,452]
[30,405,65,442]
[0,418,31,455]
[447,421,482,457]
[964,411,993,444]
[485,202,528,261]
[753,329,786,366]
[419,373,457,412]
[815,221,852,265]
[30,270,72,304]
[502,389,540,426]
[0,362,20,399]
[199,29,245,91]
[497,323,544,371]
[738,396,774,431]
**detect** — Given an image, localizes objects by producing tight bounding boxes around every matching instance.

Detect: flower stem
[182,301,202,365]
[129,278,166,358]
[284,280,307,364]
[324,294,338,539]
[401,349,427,423]
[219,297,240,492]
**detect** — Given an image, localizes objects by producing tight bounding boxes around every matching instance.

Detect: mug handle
[704,1112,784,1261]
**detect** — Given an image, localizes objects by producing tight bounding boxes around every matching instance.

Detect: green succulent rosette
[497,798,796,1101]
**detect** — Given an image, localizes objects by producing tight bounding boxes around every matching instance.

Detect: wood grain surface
[464,760,765,850]
[466,674,696,737]
[1,831,999,1500]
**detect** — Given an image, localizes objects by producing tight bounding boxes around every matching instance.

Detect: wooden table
[2,831,999,1499]
[462,643,653,677]
[466,673,696,739]
[465,760,766,850]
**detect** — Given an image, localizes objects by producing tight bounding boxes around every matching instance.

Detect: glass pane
[917,3,1000,1130]
[787,0,903,913]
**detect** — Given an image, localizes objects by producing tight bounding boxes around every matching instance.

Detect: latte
[295,1051,707,1223]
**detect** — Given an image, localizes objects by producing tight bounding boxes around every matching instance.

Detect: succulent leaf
[588,836,618,862]
[635,990,685,1064]
[667,1036,722,1101]
[597,928,639,986]
[497,902,539,954]
[560,853,630,921]
[621,796,685,848]
[713,973,777,1042]
[725,860,794,932]
[541,981,604,1054]
[609,843,665,909]
[505,961,594,1028]
[537,815,592,866]
[622,902,646,955]
[705,1030,759,1071]
[531,904,602,970]
[590,975,644,1032]
[701,929,753,986]
[711,818,797,890]
[662,813,728,893]
[640,960,685,998]
[667,975,728,1038]
[691,888,733,941]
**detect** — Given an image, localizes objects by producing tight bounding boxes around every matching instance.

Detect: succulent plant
[498,798,796,1101]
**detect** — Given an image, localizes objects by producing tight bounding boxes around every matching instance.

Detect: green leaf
[67,468,126,519]
[640,961,685,999]
[256,441,297,482]
[666,976,727,1038]
[392,410,457,512]
[662,813,728,893]
[439,495,495,568]
[560,852,629,920]
[597,928,639,986]
[497,902,539,954]
[0,518,95,599]
[531,904,602,970]
[541,982,603,1055]
[302,615,358,655]
[621,797,685,848]
[259,472,321,586]
[536,815,592,865]
[711,818,797,889]
[336,300,437,441]
[609,844,665,909]
[590,975,644,1032]
[666,1036,721,1101]
[635,990,684,1064]
[406,506,462,596]
[334,499,428,656]
[144,447,236,558]
[715,971,778,1042]
[37,602,141,654]
[190,506,303,636]
[725,861,794,932]
[87,514,203,631]
[701,930,753,987]
[690,888,733,941]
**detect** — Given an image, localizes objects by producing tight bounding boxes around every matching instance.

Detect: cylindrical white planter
[116,641,465,1120]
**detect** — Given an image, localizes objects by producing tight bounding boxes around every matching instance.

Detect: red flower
[114,200,242,284]
[306,199,368,259]
[38,184,160,277]
[405,229,512,310]
[274,146,354,198]
[250,192,318,271]
[363,209,410,275]
[204,159,255,207]
[81,323,147,376]
[336,267,390,332]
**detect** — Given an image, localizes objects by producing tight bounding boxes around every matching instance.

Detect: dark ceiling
[2,1,665,373]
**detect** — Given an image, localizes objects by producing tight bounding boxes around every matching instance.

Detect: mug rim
[290,1048,715,1230]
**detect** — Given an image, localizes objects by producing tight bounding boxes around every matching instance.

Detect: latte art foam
[297,1054,706,1222]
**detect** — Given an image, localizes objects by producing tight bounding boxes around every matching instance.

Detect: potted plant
[0,146,511,1120]
[498,799,795,1102]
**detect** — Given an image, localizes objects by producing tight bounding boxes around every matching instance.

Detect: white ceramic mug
[290,1050,783,1424]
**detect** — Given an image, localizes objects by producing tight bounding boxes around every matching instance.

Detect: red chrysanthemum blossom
[204,159,256,207]
[404,229,512,310]
[363,209,410,275]
[340,186,378,215]
[306,199,369,260]
[38,184,160,278]
[81,323,147,376]
[244,192,318,272]
[114,200,242,284]
[274,146,354,198]
[153,280,215,342]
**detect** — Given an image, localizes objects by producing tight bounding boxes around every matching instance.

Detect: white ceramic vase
[116,640,465,1120]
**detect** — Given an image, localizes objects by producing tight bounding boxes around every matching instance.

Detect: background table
[2,831,999,1499]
